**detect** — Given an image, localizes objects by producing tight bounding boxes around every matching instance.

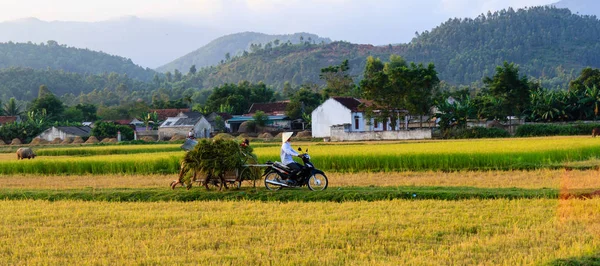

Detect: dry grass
[0,199,598,265]
[2,169,600,190]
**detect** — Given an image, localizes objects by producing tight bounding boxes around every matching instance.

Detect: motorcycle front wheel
[264,172,283,191]
[307,173,328,191]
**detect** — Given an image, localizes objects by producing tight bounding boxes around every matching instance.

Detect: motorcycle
[263,147,328,191]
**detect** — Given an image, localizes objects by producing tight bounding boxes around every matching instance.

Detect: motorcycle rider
[280,132,303,183]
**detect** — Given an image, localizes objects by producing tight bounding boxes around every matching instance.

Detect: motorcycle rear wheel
[264,172,283,191]
[307,173,328,191]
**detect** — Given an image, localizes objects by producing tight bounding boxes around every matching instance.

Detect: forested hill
[0,41,157,82]
[187,6,600,89]
[0,67,155,102]
[405,6,600,86]
[156,32,331,73]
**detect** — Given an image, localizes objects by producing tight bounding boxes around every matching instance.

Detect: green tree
[483,62,531,121]
[4,98,22,116]
[214,116,226,132]
[29,86,65,122]
[404,62,440,128]
[253,111,268,128]
[320,59,355,97]
[189,65,197,75]
[569,68,600,95]
[579,85,600,120]
[361,55,434,130]
[62,106,84,122]
[91,121,134,140]
[434,96,476,132]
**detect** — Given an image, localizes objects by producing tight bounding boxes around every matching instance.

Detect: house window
[374,121,378,129]
[354,116,359,130]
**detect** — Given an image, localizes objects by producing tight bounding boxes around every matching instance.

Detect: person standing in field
[188,129,195,139]
[281,132,302,179]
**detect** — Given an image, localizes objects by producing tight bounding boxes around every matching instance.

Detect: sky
[1,0,559,44]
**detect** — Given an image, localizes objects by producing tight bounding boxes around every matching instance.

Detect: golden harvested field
[2,169,600,190]
[1,199,598,265]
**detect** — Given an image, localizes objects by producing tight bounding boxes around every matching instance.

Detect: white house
[158,112,212,140]
[311,97,410,138]
[36,126,93,141]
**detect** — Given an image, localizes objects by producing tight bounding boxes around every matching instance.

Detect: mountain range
[156,32,331,73]
[184,6,600,90]
[0,16,220,68]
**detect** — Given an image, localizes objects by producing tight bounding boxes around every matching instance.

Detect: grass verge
[0,186,591,202]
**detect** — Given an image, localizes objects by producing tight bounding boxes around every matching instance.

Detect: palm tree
[4,97,22,116]
[579,85,600,120]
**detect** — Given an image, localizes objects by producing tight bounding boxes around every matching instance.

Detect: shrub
[442,127,510,139]
[91,122,134,141]
[515,123,600,137]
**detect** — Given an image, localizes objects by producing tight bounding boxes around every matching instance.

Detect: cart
[170,163,269,190]
[171,139,268,190]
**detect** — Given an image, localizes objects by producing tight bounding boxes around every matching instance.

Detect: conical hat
[282,132,293,143]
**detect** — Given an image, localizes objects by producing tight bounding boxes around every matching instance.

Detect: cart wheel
[205,174,226,190]
[236,167,251,189]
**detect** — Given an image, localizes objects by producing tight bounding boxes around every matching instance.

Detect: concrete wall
[330,125,431,141]
[135,130,159,141]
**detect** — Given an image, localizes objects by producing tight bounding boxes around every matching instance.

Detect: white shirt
[280,142,299,165]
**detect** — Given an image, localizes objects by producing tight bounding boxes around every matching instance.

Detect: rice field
[0,199,598,265]
[1,136,600,174]
[2,169,600,190]
[1,136,599,264]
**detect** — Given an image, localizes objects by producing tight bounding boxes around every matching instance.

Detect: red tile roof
[247,101,289,115]
[0,116,17,124]
[150,108,191,120]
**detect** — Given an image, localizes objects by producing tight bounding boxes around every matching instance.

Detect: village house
[225,101,292,133]
[0,116,20,126]
[158,111,212,140]
[150,108,191,121]
[311,97,431,141]
[247,101,289,116]
[36,126,93,141]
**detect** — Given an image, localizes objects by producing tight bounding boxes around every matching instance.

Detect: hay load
[72,136,84,144]
[258,132,273,139]
[274,132,283,140]
[0,139,5,145]
[213,133,234,140]
[175,139,257,190]
[10,138,22,145]
[30,138,49,145]
[50,138,62,144]
[108,138,118,143]
[100,138,112,143]
[296,131,312,138]
[85,136,100,144]
[61,138,73,144]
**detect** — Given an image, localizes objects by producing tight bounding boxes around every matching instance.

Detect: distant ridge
[156,32,332,73]
[0,41,156,81]
[0,17,220,68]
[552,0,600,16]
